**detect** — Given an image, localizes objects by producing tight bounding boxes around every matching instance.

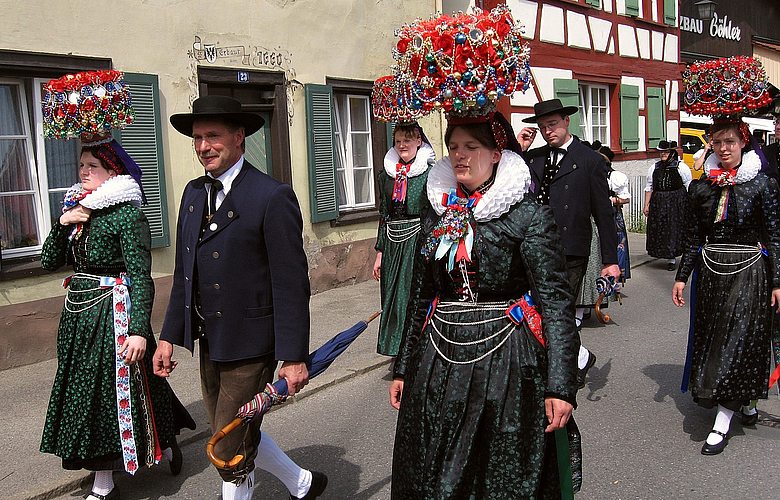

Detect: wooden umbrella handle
[367,310,381,323]
[594,293,610,324]
[206,417,245,469]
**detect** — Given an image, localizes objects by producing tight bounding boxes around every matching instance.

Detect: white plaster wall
[664,34,679,63]
[621,76,646,109]
[636,28,651,60]
[638,115,647,152]
[608,37,616,55]
[618,24,639,58]
[507,0,539,40]
[651,31,665,61]
[650,0,659,23]
[668,81,679,111]
[510,82,540,107]
[567,11,591,50]
[667,119,680,144]
[616,0,626,16]
[531,67,574,102]
[540,4,566,45]
[604,0,614,13]
[589,17,613,53]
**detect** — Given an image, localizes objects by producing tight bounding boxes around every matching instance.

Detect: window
[333,94,375,210]
[305,80,388,224]
[578,84,610,145]
[0,51,169,267]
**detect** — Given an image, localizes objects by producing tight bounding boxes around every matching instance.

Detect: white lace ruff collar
[383,143,435,178]
[69,175,143,210]
[703,149,762,184]
[427,150,531,222]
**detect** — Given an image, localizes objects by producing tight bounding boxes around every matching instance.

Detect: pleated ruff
[690,244,773,408]
[378,219,422,356]
[40,276,185,471]
[392,301,573,499]
[646,188,688,259]
[615,209,631,280]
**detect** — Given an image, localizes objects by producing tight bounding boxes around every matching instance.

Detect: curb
[22,358,393,500]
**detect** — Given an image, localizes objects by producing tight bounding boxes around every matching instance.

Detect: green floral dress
[392,153,581,499]
[375,143,435,356]
[40,181,193,473]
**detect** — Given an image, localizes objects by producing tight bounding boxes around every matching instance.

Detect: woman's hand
[373,252,382,281]
[771,288,780,313]
[59,205,92,226]
[544,397,573,432]
[672,281,686,307]
[643,205,650,217]
[119,335,147,365]
[389,378,404,410]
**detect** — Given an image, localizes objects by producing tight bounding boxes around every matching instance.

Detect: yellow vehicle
[680,127,708,180]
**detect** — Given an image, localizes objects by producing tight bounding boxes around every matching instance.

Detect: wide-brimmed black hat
[522,99,579,123]
[656,140,678,151]
[170,95,265,137]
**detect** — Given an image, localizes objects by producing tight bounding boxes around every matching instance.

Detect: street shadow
[255,444,391,499]
[642,363,713,442]
[62,400,212,500]
[582,357,612,402]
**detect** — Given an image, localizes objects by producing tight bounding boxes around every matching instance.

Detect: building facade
[0,0,442,369]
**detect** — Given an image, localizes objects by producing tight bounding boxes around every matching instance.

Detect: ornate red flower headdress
[392,4,531,118]
[372,75,430,124]
[42,69,134,144]
[681,56,772,118]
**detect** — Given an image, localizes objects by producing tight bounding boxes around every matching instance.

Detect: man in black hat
[518,98,620,388]
[153,96,327,499]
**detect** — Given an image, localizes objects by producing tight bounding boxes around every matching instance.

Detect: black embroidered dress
[392,152,581,499]
[646,160,690,259]
[676,151,780,410]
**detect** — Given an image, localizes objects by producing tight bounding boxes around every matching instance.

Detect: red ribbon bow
[708,168,738,186]
[392,163,409,203]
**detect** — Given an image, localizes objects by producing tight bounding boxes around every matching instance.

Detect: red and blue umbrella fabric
[206,311,381,468]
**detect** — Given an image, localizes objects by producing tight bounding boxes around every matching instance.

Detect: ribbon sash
[392,163,409,203]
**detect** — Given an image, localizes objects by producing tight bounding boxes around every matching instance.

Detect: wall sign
[188,36,295,73]
[680,12,741,42]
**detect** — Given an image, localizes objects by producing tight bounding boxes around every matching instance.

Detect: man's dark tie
[202,176,223,217]
[551,147,566,166]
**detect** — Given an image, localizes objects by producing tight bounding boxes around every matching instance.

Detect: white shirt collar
[207,155,244,210]
[558,135,574,152]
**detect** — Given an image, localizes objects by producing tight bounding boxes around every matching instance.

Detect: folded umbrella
[206,311,381,468]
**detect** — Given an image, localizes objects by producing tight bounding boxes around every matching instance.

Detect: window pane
[0,139,32,192]
[335,168,348,207]
[353,168,373,205]
[350,135,370,168]
[0,84,23,136]
[48,191,67,220]
[0,194,39,250]
[349,97,369,132]
[44,138,79,189]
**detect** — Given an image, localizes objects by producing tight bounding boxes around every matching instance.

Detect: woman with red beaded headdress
[38,71,194,499]
[387,7,581,497]
[371,76,436,358]
[673,56,780,456]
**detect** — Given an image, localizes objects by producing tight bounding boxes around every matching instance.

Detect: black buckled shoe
[85,487,120,500]
[169,438,183,476]
[291,471,328,499]
[701,430,729,455]
[577,351,597,389]
[741,410,759,427]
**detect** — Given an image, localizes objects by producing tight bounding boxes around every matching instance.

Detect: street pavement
[5,232,780,499]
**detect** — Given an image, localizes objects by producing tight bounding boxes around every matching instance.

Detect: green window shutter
[586,0,601,8]
[553,78,581,136]
[620,84,640,151]
[625,0,639,16]
[663,0,676,25]
[116,72,170,248]
[646,87,666,149]
[305,84,338,223]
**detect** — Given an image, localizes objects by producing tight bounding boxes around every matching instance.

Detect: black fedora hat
[522,98,579,123]
[656,140,678,151]
[170,95,265,137]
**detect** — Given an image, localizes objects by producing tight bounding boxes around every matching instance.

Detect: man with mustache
[153,96,327,500]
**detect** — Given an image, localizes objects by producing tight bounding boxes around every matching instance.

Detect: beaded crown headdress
[681,56,772,119]
[391,4,531,119]
[42,70,134,144]
[372,75,430,124]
